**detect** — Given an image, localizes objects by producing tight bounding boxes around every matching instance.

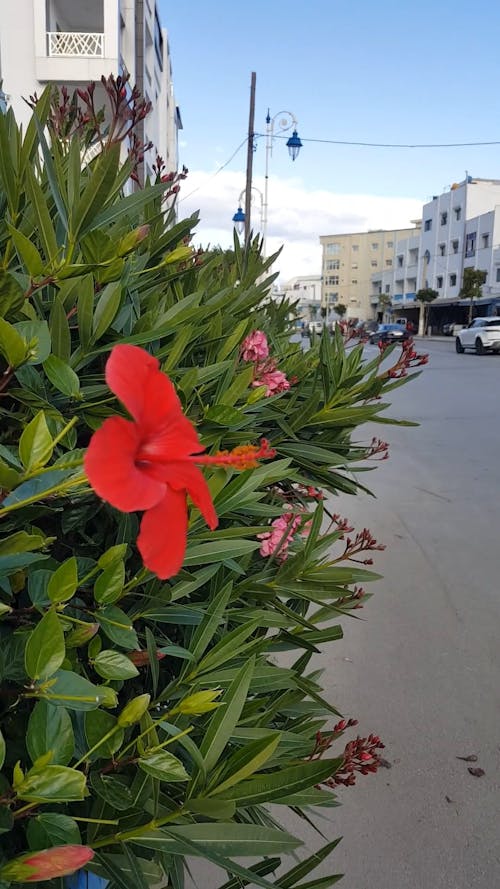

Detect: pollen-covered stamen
[195,438,276,470]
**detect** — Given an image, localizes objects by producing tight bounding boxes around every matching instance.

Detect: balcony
[47,31,104,57]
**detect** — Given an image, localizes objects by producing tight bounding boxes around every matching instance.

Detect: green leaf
[7,225,44,277]
[205,405,248,427]
[97,605,138,649]
[48,296,71,361]
[94,559,125,604]
[0,317,27,367]
[26,701,75,765]
[25,166,58,262]
[0,458,21,491]
[25,610,65,680]
[183,539,259,567]
[189,582,233,662]
[91,280,122,342]
[0,805,14,835]
[77,274,94,351]
[16,765,86,803]
[91,181,169,230]
[43,354,81,397]
[193,621,258,676]
[138,751,189,782]
[0,271,25,318]
[186,799,236,820]
[84,710,124,759]
[19,411,53,471]
[210,734,280,795]
[98,544,127,569]
[90,773,134,810]
[132,823,302,857]
[0,530,47,557]
[14,320,51,364]
[71,144,120,238]
[216,758,343,806]
[40,669,104,711]
[93,650,139,680]
[47,556,78,604]
[200,657,255,773]
[279,839,342,888]
[27,813,80,850]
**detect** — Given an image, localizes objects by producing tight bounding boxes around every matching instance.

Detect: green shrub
[0,87,425,888]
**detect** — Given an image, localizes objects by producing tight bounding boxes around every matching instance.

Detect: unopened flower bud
[171,690,222,716]
[66,623,99,649]
[117,693,150,727]
[117,225,150,257]
[162,245,193,265]
[0,846,94,882]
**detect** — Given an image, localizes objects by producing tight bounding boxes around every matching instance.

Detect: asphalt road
[188,339,500,888]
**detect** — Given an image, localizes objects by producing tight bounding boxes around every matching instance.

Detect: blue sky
[158,0,500,279]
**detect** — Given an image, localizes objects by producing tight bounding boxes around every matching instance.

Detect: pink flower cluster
[257,511,304,560]
[241,330,291,398]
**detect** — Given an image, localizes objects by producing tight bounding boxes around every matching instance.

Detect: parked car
[308,320,325,335]
[455,317,500,354]
[368,323,412,345]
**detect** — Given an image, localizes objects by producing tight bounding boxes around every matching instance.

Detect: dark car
[368,323,412,345]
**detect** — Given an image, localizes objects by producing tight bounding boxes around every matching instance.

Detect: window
[385,285,390,294]
[454,207,461,221]
[371,260,378,267]
[439,243,446,257]
[352,245,359,252]
[385,259,392,266]
[371,242,379,250]
[465,232,476,258]
[351,263,358,269]
[452,239,459,253]
[328,292,338,304]
[441,212,448,225]
[154,8,164,70]
[436,276,443,288]
[482,233,490,248]
[351,279,358,284]
[449,273,457,286]
[496,268,500,283]
[424,219,432,231]
[326,275,339,286]
[326,243,340,255]
[326,259,340,270]
[397,255,404,267]
[386,241,393,248]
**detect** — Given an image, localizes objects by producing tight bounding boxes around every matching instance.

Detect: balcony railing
[48,32,104,57]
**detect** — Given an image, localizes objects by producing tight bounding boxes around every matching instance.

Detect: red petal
[85,416,165,511]
[155,462,218,530]
[24,846,94,881]
[106,344,179,427]
[137,488,188,579]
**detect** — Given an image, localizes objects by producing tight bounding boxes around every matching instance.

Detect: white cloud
[177,169,423,282]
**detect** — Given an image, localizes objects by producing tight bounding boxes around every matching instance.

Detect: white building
[0,0,182,175]
[281,275,321,317]
[371,177,500,329]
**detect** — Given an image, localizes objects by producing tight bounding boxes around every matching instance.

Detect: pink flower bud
[1,846,94,882]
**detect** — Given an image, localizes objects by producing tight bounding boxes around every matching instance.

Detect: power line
[256,133,500,149]
[177,136,248,203]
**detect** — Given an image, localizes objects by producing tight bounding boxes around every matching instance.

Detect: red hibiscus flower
[85,345,275,579]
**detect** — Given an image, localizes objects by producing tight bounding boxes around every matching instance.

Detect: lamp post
[232,187,264,236]
[262,109,302,256]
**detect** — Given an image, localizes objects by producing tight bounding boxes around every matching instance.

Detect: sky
[158,0,500,282]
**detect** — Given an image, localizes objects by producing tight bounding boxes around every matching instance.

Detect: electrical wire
[177,136,248,203]
[256,133,500,149]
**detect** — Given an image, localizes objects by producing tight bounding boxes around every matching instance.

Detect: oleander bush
[0,85,425,888]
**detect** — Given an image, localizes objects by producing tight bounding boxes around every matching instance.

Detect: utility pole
[244,72,256,245]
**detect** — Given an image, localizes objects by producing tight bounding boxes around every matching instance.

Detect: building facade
[371,178,500,331]
[319,225,421,321]
[0,0,181,175]
[279,276,322,323]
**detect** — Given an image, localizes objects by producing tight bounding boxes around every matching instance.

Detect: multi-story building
[371,178,500,330]
[0,0,182,175]
[319,225,421,320]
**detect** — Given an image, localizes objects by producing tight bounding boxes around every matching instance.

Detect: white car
[455,317,500,354]
[308,320,325,335]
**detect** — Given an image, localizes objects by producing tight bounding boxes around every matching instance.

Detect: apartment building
[0,0,182,175]
[319,225,421,320]
[281,275,322,320]
[371,177,500,330]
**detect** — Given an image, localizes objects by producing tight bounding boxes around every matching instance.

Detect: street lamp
[232,187,264,237]
[262,108,302,256]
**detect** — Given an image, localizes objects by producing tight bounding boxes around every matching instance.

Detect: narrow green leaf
[133,823,302,857]
[49,296,71,362]
[71,144,120,239]
[194,621,258,676]
[7,225,44,277]
[189,581,232,662]
[210,734,280,795]
[25,167,58,262]
[77,274,94,351]
[91,280,122,342]
[216,758,343,806]
[279,839,342,888]
[200,657,255,773]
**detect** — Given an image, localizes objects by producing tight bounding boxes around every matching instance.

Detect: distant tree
[459,268,487,323]
[335,303,347,319]
[416,287,438,334]
[320,305,327,318]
